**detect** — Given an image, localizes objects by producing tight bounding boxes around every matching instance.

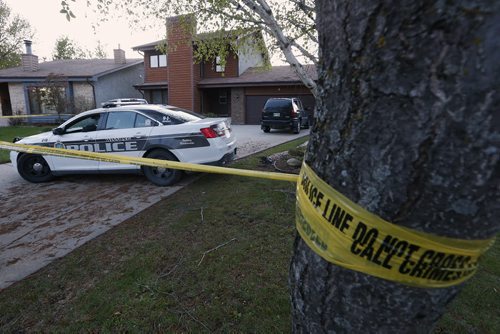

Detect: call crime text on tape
[296,163,494,288]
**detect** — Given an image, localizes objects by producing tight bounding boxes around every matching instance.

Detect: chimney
[167,14,197,111]
[113,46,126,64]
[22,40,39,72]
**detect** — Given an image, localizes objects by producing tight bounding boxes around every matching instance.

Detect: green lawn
[0,126,52,163]
[0,137,497,332]
[435,240,499,333]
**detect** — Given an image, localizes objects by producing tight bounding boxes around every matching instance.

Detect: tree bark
[290,1,500,333]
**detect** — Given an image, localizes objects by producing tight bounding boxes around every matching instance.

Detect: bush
[288,146,306,158]
[7,110,26,126]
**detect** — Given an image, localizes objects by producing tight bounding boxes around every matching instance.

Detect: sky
[4,0,164,61]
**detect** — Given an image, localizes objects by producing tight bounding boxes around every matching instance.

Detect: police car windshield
[139,107,205,125]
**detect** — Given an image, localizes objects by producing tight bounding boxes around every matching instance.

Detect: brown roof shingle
[198,64,317,87]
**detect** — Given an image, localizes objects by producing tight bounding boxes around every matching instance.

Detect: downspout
[135,86,145,99]
[86,78,96,108]
[133,50,146,99]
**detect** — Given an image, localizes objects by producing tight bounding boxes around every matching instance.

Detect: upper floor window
[215,56,225,73]
[150,54,167,68]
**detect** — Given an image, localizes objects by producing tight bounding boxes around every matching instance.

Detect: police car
[11,105,237,186]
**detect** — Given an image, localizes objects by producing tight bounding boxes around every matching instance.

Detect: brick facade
[201,50,239,78]
[144,50,168,83]
[167,15,196,111]
[230,88,245,124]
[131,15,315,124]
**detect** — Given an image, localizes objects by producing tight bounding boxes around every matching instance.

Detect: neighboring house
[0,41,144,118]
[132,15,316,124]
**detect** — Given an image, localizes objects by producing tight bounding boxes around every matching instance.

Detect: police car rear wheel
[142,150,182,186]
[17,154,54,183]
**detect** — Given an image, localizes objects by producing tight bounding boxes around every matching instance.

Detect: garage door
[245,96,270,125]
[245,95,315,125]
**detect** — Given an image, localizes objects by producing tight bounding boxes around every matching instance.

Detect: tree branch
[240,0,318,96]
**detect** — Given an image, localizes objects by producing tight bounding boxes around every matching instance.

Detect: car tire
[142,149,182,186]
[292,121,301,134]
[262,126,271,133]
[17,154,54,183]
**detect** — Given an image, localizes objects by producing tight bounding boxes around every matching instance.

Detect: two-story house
[133,15,316,125]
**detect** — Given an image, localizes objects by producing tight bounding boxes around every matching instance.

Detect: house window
[150,54,167,68]
[215,56,225,73]
[27,85,67,114]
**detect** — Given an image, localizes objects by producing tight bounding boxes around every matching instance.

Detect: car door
[96,110,155,171]
[293,98,308,126]
[48,113,101,171]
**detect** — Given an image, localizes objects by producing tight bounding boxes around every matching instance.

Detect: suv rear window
[264,99,292,109]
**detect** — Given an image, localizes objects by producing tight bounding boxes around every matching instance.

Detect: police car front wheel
[142,149,182,186]
[17,154,54,183]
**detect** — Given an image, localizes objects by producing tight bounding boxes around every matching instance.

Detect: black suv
[260,98,310,133]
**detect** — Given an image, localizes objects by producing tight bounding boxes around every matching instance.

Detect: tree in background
[53,36,79,60]
[53,36,108,60]
[94,40,107,59]
[61,1,499,332]
[0,0,33,69]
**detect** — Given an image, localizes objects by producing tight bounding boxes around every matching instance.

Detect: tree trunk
[290,1,500,333]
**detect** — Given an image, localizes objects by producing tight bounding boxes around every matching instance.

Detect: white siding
[8,84,27,114]
[73,83,95,112]
[238,38,266,75]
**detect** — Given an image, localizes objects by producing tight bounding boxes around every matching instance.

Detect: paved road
[0,125,308,289]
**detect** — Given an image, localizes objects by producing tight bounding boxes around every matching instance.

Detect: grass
[0,136,498,332]
[0,137,307,332]
[435,240,499,334]
[0,126,52,163]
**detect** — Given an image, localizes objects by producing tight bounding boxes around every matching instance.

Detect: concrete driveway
[0,125,308,289]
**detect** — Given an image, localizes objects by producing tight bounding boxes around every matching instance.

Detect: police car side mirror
[52,127,65,135]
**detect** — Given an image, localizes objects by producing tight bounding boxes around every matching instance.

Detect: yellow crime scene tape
[296,163,494,288]
[0,141,298,182]
[0,141,494,288]
[0,114,73,119]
